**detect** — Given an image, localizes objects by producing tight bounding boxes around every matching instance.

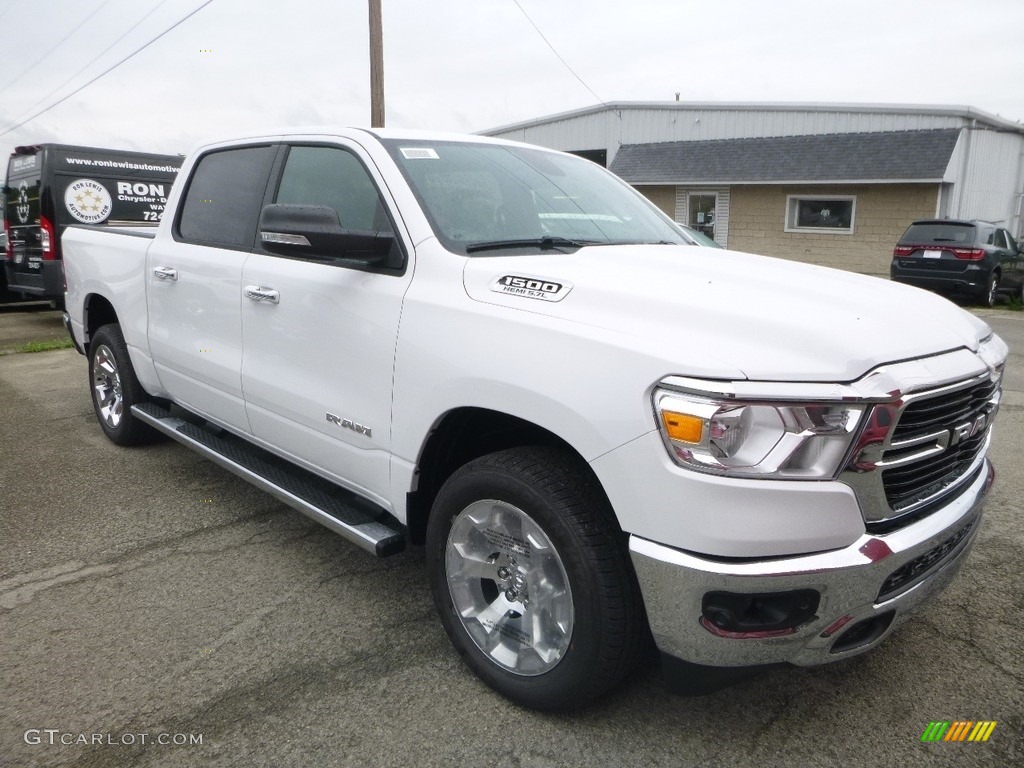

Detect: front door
[688,193,717,241]
[240,142,412,508]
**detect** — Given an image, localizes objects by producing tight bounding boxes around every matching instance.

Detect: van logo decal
[64,178,113,224]
[16,181,31,224]
[490,275,573,302]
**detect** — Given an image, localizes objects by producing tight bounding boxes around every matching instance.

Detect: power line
[0,0,213,139]
[510,0,606,107]
[0,0,117,100]
[0,0,179,135]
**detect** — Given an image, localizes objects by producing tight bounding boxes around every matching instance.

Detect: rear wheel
[426,447,647,710]
[984,272,999,307]
[88,324,160,446]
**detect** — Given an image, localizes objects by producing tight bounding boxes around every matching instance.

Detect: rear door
[240,141,411,506]
[4,151,45,291]
[146,144,277,432]
[896,221,979,275]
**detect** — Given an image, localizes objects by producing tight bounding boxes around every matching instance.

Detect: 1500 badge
[490,275,573,302]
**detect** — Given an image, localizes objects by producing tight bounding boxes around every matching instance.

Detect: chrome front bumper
[630,458,993,668]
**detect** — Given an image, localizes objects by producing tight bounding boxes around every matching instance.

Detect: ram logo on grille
[949,413,988,446]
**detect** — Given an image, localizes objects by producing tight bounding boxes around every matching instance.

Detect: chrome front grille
[841,371,1001,530]
[890,379,998,438]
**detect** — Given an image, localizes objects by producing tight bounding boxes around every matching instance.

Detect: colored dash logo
[921,721,997,742]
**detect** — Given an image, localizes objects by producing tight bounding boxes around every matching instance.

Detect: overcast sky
[1,0,1023,163]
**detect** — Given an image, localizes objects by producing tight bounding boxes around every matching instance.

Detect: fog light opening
[829,611,895,654]
[701,589,820,638]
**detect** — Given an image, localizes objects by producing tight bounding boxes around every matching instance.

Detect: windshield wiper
[465,236,597,254]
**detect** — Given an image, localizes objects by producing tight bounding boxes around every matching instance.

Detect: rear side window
[177,145,275,249]
[900,223,976,246]
[993,230,1008,249]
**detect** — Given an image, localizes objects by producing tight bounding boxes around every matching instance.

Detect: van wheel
[426,447,647,710]
[88,324,159,446]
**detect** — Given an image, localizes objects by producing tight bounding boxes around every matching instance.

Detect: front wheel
[426,447,647,710]
[88,323,160,446]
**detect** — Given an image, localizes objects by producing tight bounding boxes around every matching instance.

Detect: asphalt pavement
[0,307,1022,768]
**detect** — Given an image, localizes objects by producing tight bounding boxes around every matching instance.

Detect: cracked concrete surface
[1,310,1022,767]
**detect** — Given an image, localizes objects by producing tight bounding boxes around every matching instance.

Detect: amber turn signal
[662,411,703,444]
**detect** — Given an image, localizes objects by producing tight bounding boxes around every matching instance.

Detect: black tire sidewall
[426,451,618,710]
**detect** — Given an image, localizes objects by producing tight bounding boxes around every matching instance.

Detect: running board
[131,402,405,557]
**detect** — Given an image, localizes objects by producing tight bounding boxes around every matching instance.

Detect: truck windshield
[382,139,686,255]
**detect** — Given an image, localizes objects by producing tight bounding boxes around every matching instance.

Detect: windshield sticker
[64,178,113,224]
[400,147,439,160]
[11,155,38,173]
[490,275,573,302]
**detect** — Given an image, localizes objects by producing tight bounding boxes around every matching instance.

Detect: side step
[132,402,405,557]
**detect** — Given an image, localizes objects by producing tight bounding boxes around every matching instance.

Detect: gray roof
[608,128,961,184]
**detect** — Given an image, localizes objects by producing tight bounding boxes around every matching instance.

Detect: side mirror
[258,204,399,267]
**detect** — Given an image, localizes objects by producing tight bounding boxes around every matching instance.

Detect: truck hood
[462,245,991,382]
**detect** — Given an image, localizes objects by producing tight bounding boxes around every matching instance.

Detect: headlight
[654,386,866,479]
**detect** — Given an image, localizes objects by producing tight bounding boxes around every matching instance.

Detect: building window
[785,195,856,234]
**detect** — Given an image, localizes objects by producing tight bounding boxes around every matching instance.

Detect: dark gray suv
[891,219,1024,306]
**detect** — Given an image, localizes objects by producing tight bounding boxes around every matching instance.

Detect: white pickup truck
[63,129,1008,709]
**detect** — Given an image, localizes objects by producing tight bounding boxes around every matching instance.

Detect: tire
[88,323,160,446]
[984,273,999,307]
[426,447,647,710]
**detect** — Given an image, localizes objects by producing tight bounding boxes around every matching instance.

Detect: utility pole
[369,0,385,127]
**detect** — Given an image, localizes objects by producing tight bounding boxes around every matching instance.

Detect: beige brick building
[485,103,1024,278]
[639,183,938,276]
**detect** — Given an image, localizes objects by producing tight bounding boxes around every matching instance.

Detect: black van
[3,144,181,303]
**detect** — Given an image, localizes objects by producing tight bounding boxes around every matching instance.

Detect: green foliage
[17,337,75,353]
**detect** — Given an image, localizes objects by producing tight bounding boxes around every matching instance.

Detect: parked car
[891,219,1024,306]
[677,223,722,248]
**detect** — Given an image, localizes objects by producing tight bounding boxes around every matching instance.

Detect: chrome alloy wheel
[91,343,124,429]
[445,499,574,676]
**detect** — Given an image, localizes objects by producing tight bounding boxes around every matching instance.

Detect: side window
[993,229,1008,249]
[274,146,392,234]
[178,145,275,248]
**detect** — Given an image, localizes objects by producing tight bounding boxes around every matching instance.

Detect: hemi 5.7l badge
[490,275,573,302]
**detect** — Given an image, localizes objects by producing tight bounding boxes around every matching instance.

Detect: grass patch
[1005,296,1023,311]
[17,337,75,353]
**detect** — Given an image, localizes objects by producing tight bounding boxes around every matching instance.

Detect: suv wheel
[985,273,999,307]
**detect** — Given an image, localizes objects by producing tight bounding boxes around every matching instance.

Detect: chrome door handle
[153,266,178,281]
[244,285,280,304]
